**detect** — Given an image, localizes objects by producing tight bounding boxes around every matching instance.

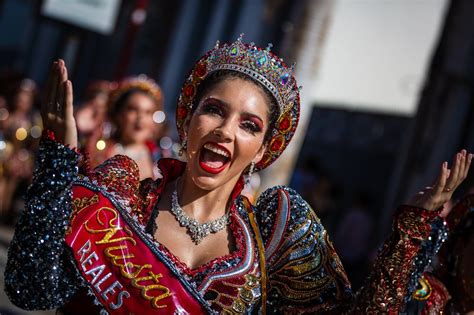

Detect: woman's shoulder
[75,154,160,223]
[254,185,322,258]
[77,154,142,203]
[88,154,140,184]
[255,185,314,218]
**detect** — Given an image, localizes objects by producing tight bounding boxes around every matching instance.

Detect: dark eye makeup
[199,97,264,135]
[200,98,224,116]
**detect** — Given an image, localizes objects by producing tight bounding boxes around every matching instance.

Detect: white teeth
[204,143,230,158]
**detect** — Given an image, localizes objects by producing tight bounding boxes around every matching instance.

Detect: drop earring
[245,162,256,186]
[179,137,187,156]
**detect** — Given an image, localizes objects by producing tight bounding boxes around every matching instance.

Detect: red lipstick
[199,161,228,174]
[198,142,231,174]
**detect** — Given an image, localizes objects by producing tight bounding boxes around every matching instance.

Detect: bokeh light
[15,128,28,141]
[96,140,106,151]
[159,136,172,150]
[30,126,42,139]
[153,110,166,124]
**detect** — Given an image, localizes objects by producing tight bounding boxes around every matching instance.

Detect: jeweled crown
[207,34,298,116]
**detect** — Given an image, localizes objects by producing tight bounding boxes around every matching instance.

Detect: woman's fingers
[45,61,61,115]
[62,79,78,148]
[464,153,473,179]
[63,80,73,119]
[457,150,467,183]
[445,152,461,191]
[56,60,68,112]
[433,161,449,196]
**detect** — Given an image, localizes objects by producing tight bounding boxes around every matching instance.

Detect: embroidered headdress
[176,35,300,171]
[109,75,163,111]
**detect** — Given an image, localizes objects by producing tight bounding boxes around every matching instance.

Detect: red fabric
[66,184,206,314]
[420,273,450,315]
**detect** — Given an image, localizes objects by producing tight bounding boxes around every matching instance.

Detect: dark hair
[109,88,160,141]
[109,88,158,119]
[192,70,279,144]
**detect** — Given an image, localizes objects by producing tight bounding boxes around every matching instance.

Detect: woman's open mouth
[199,142,231,174]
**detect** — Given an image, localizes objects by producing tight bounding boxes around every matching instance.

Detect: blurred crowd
[0,72,176,226]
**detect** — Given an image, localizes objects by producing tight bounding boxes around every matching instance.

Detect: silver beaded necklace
[170,182,230,244]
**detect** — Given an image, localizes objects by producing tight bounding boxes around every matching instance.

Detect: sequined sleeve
[4,138,82,310]
[255,186,446,314]
[255,186,352,313]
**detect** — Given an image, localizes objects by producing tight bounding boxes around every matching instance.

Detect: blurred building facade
[0,0,306,126]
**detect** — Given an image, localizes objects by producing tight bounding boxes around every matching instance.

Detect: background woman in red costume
[4,38,473,314]
[84,76,165,180]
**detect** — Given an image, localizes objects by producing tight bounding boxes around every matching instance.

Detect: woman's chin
[188,167,240,192]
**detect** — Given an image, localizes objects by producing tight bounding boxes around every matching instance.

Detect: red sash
[65,183,206,314]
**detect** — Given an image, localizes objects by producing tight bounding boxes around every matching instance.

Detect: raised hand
[407,150,472,216]
[41,59,78,148]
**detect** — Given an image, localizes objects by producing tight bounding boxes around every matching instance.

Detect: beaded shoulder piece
[176,35,300,171]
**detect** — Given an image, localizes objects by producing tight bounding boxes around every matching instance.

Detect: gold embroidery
[82,206,172,309]
[131,271,172,308]
[85,207,137,246]
[67,194,99,235]
[412,275,432,300]
[72,194,99,214]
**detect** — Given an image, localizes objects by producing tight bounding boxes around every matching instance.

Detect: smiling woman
[4,36,473,314]
[87,76,165,180]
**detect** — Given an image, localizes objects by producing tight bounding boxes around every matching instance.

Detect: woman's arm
[5,60,82,310]
[255,151,470,314]
[351,205,447,313]
[4,136,83,310]
[256,188,448,314]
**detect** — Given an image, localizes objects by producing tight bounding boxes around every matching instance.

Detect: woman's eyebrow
[242,112,264,123]
[204,96,264,123]
[203,96,229,108]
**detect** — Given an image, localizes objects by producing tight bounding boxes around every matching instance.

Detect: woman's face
[116,92,157,144]
[14,89,34,113]
[184,77,270,190]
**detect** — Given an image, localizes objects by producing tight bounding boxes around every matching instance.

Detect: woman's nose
[136,110,147,122]
[213,120,235,141]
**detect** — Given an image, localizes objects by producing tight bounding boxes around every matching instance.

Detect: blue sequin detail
[5,139,83,310]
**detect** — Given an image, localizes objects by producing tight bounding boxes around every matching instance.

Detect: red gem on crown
[194,63,207,78]
[183,84,195,98]
[270,136,285,152]
[177,106,188,119]
[278,117,291,132]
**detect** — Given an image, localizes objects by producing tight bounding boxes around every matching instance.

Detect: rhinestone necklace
[170,184,230,244]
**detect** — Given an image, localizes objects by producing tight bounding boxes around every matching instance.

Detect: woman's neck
[175,171,240,223]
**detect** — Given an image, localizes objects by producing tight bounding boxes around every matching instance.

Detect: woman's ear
[252,144,267,164]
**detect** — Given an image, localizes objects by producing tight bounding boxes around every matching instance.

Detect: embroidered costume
[5,136,446,314]
[5,37,448,314]
[407,194,474,314]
